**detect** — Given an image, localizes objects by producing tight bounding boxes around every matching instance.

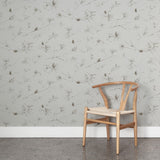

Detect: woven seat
[82,81,139,154]
[87,107,135,117]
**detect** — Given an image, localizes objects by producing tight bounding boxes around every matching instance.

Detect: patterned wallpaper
[0,0,160,126]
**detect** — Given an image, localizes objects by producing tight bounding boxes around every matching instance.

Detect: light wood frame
[82,81,138,154]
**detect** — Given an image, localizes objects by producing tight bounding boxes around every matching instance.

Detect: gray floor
[0,138,159,160]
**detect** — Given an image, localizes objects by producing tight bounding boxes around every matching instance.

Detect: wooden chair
[82,81,138,154]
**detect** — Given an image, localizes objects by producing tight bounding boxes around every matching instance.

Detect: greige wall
[0,0,160,126]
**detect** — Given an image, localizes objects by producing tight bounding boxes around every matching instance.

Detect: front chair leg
[116,112,120,154]
[106,117,110,140]
[83,107,88,147]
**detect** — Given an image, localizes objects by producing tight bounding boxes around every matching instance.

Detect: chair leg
[106,117,110,140]
[116,112,120,154]
[134,112,137,146]
[83,107,88,147]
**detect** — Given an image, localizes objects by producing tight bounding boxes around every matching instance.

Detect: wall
[0,0,160,126]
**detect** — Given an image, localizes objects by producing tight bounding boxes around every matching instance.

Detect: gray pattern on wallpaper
[0,0,160,126]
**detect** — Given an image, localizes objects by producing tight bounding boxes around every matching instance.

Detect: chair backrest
[92,81,138,111]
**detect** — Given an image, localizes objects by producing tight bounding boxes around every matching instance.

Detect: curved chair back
[92,81,139,111]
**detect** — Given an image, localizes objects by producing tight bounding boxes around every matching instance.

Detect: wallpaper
[0,0,160,126]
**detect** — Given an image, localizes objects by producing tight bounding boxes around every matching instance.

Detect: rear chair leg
[116,112,120,154]
[83,107,88,147]
[106,117,110,140]
[134,112,137,146]
[133,90,138,147]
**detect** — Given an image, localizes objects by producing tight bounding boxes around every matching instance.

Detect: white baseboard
[0,127,159,138]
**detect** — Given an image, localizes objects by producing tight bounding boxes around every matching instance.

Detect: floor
[0,138,159,160]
